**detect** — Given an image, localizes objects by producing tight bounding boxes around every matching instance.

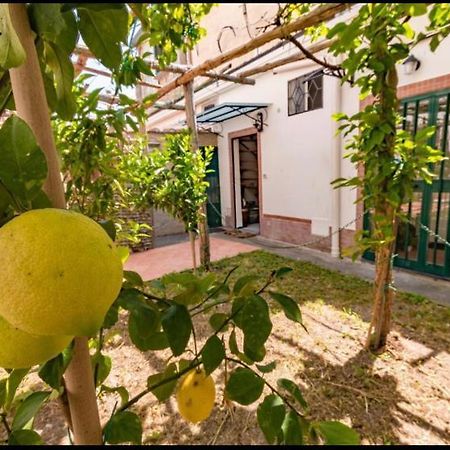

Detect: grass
[142,249,450,444]
[206,250,450,342]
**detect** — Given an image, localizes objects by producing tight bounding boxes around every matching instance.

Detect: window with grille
[288,70,323,116]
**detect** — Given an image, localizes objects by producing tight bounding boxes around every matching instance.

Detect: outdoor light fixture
[402,54,421,75]
[253,111,264,132]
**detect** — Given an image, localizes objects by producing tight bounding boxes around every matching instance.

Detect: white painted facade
[144,6,450,275]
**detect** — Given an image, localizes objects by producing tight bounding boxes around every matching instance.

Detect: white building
[144,4,450,279]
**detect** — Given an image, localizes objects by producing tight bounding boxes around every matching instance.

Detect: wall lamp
[253,111,264,132]
[402,54,421,75]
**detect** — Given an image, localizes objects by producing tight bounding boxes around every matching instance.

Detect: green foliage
[226,367,265,405]
[146,131,214,234]
[103,411,142,445]
[52,77,152,247]
[135,3,215,67]
[0,116,50,225]
[93,262,358,445]
[11,391,50,431]
[0,4,26,69]
[324,4,448,257]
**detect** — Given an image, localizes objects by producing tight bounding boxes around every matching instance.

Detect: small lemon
[176,368,216,423]
[0,208,123,336]
[0,315,72,369]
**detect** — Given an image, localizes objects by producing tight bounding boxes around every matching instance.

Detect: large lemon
[0,315,72,369]
[176,368,215,423]
[0,208,123,336]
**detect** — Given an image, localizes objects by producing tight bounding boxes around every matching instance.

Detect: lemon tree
[0,113,359,446]
[0,3,361,446]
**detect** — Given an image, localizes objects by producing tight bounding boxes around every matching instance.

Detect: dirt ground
[5,250,450,445]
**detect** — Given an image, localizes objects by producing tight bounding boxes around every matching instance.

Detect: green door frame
[363,88,450,278]
[204,146,222,229]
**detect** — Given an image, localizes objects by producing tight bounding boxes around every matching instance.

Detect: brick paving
[124,235,258,280]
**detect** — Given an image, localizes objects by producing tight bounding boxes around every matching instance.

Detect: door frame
[228,127,262,229]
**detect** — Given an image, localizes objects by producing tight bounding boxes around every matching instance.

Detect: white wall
[145,10,450,237]
[215,61,360,231]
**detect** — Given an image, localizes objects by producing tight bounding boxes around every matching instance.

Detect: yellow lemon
[176,368,216,423]
[0,315,72,369]
[0,208,123,336]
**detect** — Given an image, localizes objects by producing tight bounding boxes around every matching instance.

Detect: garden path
[125,235,258,280]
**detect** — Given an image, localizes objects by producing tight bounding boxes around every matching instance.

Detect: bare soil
[5,250,450,445]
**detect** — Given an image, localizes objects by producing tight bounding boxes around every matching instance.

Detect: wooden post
[183,79,211,270]
[8,4,103,445]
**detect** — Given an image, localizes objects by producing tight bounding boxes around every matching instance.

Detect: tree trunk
[183,80,211,270]
[8,4,102,445]
[189,230,197,271]
[366,207,398,352]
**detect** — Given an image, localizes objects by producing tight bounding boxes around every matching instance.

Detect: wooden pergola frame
[72,3,349,114]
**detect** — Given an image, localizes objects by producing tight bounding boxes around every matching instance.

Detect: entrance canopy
[196,102,269,123]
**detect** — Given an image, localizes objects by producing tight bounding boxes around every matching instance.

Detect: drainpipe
[331,61,342,258]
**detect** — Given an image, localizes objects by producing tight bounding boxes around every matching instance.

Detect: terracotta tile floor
[124,235,258,280]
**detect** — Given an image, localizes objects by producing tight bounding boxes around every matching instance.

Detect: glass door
[364,90,450,278]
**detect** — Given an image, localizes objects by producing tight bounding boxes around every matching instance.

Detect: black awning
[196,102,269,124]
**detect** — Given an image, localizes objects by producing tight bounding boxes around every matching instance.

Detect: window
[288,70,323,116]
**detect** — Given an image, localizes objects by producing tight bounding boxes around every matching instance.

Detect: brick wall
[116,208,153,252]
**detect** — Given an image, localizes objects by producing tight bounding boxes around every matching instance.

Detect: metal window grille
[288,70,323,116]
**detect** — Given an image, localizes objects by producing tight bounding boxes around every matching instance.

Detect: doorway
[364,90,450,278]
[231,132,260,233]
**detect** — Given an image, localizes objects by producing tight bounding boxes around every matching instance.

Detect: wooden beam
[141,3,350,107]
[146,61,255,85]
[82,65,161,89]
[237,38,336,78]
[153,102,185,110]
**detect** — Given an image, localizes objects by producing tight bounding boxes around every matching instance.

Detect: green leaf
[161,304,192,356]
[8,429,44,445]
[281,410,303,445]
[233,275,259,296]
[123,270,144,288]
[99,219,116,241]
[128,306,160,351]
[257,394,286,444]
[77,4,128,71]
[38,353,65,390]
[0,116,48,209]
[268,291,303,324]
[241,295,272,362]
[209,313,229,332]
[225,368,264,405]
[103,411,142,445]
[315,421,360,445]
[0,4,26,69]
[274,267,293,278]
[276,379,308,411]
[12,391,50,431]
[201,335,225,376]
[255,361,276,373]
[5,369,29,410]
[0,378,6,407]
[147,363,177,402]
[28,3,66,43]
[91,353,112,387]
[99,385,129,409]
[116,246,130,264]
[43,41,76,120]
[0,71,12,116]
[103,302,119,329]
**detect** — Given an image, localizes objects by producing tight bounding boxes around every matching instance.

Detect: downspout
[331,62,342,258]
